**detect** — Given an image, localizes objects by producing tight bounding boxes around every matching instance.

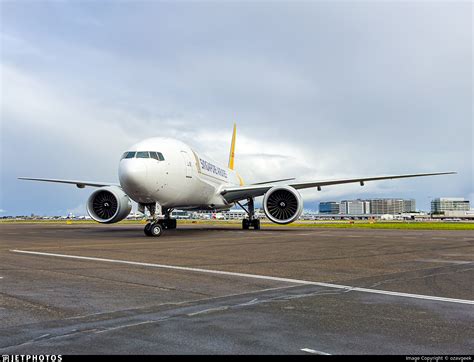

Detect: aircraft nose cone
[119,159,147,191]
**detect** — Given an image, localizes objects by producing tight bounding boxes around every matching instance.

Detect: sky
[0,1,472,216]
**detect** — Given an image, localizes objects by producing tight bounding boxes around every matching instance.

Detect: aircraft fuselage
[118,137,242,210]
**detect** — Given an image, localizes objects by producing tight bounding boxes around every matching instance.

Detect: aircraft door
[180,151,193,178]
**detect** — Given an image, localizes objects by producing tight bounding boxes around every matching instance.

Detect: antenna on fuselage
[228,123,236,170]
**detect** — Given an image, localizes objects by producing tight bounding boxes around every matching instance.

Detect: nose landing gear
[142,204,177,237]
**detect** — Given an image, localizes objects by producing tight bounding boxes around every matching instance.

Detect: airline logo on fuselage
[199,158,228,179]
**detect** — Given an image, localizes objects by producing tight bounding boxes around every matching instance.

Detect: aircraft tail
[228,123,236,170]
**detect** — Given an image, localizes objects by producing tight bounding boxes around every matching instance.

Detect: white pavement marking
[187,306,229,316]
[10,249,474,305]
[95,320,156,334]
[301,348,331,355]
[416,259,473,265]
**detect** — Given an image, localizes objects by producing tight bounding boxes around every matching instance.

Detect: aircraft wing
[251,177,295,185]
[18,177,119,189]
[221,171,456,203]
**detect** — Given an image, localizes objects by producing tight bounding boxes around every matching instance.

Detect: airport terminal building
[339,200,371,214]
[431,197,470,213]
[369,199,416,214]
[319,198,416,215]
[318,202,341,214]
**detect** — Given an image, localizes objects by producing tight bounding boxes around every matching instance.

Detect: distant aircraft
[19,125,455,237]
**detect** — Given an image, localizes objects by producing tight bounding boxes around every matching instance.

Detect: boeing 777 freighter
[19,125,455,236]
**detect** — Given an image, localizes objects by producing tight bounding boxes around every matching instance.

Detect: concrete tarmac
[1,223,473,354]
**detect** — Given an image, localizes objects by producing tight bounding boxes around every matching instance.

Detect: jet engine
[263,186,303,224]
[86,186,132,223]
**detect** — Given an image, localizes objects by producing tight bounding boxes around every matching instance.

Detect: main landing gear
[143,205,177,237]
[242,218,260,230]
[144,222,163,237]
[237,198,261,230]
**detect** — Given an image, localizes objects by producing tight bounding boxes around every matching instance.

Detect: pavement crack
[366,267,474,289]
[1,333,51,349]
[0,292,69,317]
[2,265,211,298]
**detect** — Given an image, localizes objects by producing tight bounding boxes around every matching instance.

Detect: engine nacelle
[86,186,132,224]
[263,186,303,224]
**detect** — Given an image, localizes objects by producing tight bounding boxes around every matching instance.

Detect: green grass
[1,219,473,230]
[272,221,474,230]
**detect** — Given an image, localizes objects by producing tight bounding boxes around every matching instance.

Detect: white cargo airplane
[19,125,455,237]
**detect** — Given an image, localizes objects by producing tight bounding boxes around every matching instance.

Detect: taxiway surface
[1,223,473,354]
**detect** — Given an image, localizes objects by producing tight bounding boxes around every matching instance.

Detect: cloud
[0,33,44,58]
[0,2,471,215]
[66,203,86,216]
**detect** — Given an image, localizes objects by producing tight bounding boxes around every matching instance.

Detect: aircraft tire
[242,219,250,230]
[150,223,163,237]
[165,219,177,229]
[144,223,153,236]
[170,219,177,229]
[252,219,260,230]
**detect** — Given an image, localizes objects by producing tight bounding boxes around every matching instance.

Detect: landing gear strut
[161,209,177,230]
[237,198,260,230]
[143,204,177,237]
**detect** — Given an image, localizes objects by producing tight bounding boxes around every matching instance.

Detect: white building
[222,209,247,220]
[431,198,470,213]
[340,200,370,214]
[171,209,191,219]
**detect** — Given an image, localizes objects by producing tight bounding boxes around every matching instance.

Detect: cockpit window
[122,151,162,160]
[124,151,136,159]
[149,152,165,161]
[136,151,149,158]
